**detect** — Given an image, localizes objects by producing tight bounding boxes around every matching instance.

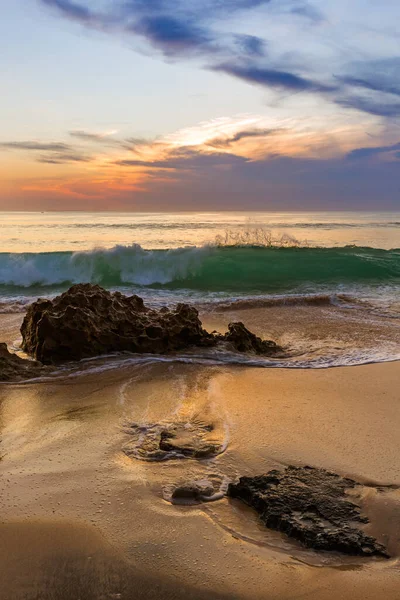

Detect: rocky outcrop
[0,343,45,382]
[228,466,389,557]
[21,284,216,364]
[21,284,282,364]
[224,322,281,355]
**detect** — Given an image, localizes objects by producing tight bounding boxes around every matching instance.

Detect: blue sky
[0,0,399,210]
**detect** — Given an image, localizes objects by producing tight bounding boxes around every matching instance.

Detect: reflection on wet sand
[1,314,400,599]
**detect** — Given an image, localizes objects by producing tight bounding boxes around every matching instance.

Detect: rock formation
[0,343,45,382]
[224,321,281,354]
[124,418,226,461]
[170,480,216,503]
[21,284,282,364]
[228,465,389,557]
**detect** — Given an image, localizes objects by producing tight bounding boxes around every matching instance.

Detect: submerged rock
[124,418,226,461]
[21,284,282,364]
[0,343,45,382]
[163,474,229,505]
[158,422,221,458]
[228,465,389,557]
[171,480,215,503]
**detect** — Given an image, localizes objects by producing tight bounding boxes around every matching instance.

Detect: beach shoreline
[1,306,400,599]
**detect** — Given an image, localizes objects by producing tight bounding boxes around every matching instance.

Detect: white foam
[0,244,211,288]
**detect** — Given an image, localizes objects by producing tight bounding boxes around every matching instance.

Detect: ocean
[2,213,400,599]
[1,211,400,368]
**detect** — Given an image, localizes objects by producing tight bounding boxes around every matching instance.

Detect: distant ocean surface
[1,211,399,369]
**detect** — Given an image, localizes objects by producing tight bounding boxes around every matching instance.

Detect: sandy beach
[1,311,400,600]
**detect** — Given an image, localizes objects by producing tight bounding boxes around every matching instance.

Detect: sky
[0,0,399,211]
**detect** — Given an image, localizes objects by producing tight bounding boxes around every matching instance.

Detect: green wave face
[0,245,399,293]
[181,246,400,292]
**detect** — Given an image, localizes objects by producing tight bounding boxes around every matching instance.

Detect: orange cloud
[0,112,396,210]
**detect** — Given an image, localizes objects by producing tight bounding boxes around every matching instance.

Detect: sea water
[0,211,399,368]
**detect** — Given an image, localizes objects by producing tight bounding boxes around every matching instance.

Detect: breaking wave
[0,244,399,294]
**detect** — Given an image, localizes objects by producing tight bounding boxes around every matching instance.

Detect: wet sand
[1,313,400,599]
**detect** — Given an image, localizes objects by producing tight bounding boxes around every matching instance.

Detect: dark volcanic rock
[228,466,389,557]
[0,343,45,382]
[21,284,216,364]
[224,322,281,355]
[21,284,282,364]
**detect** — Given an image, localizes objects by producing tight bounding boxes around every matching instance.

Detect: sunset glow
[1,1,399,210]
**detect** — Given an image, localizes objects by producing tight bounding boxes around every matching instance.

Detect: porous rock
[21,284,282,364]
[224,321,281,355]
[228,465,389,557]
[0,343,45,382]
[21,284,215,364]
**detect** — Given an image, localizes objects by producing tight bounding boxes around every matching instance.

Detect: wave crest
[0,243,399,292]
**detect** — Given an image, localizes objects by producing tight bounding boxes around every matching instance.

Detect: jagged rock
[228,465,389,557]
[21,284,215,364]
[0,343,45,382]
[20,284,282,364]
[224,322,281,355]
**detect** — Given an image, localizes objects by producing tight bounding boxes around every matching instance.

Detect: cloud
[0,141,72,151]
[234,35,267,57]
[69,129,126,149]
[339,75,400,98]
[289,3,324,23]
[346,141,400,160]
[114,159,175,169]
[114,146,249,170]
[124,137,153,147]
[130,15,212,56]
[337,58,400,98]
[208,127,278,147]
[69,130,116,141]
[0,138,94,164]
[213,63,334,92]
[39,0,400,123]
[106,152,400,211]
[37,152,93,164]
[39,0,329,95]
[40,0,97,23]
[40,0,270,57]
[114,0,273,20]
[3,115,399,210]
[337,96,400,118]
